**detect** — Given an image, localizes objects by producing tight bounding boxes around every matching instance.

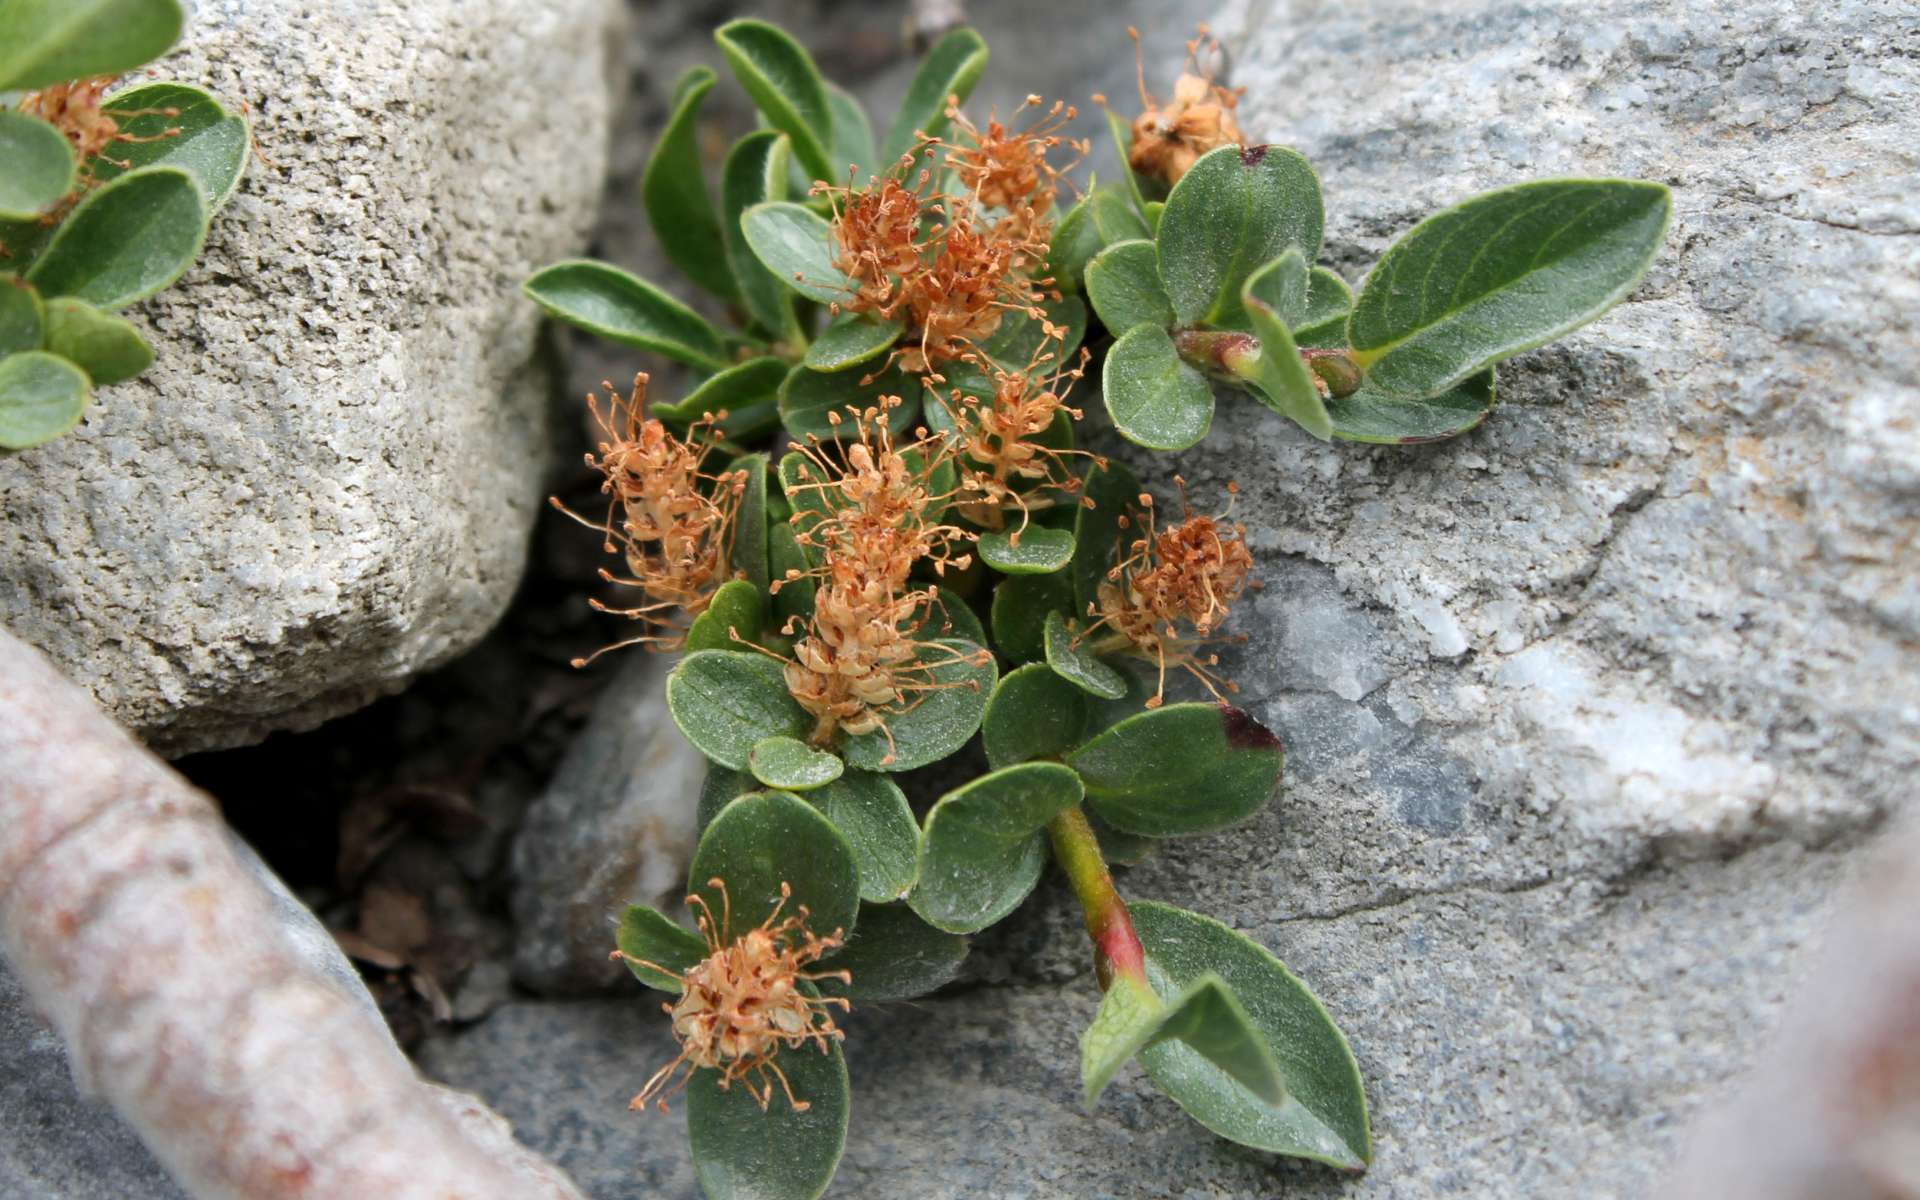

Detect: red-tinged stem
[1046,805,1148,991]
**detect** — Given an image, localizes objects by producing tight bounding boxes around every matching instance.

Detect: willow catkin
[0,629,587,1200]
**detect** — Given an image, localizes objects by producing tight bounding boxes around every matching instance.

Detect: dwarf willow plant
[0,0,248,452]
[526,19,1668,1200]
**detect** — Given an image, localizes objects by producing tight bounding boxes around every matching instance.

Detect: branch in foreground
[0,630,587,1200]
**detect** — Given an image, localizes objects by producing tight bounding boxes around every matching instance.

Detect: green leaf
[43,296,151,385]
[88,83,248,211]
[1092,813,1158,866]
[686,579,767,654]
[977,525,1073,575]
[806,770,919,902]
[0,0,183,92]
[687,1022,848,1200]
[1045,193,1104,293]
[1157,145,1323,328]
[982,662,1090,769]
[1081,973,1287,1109]
[826,84,877,180]
[917,585,987,646]
[742,201,857,306]
[698,765,757,837]
[730,452,771,592]
[909,762,1084,934]
[1066,703,1282,837]
[1134,902,1371,1169]
[723,131,801,339]
[1071,459,1139,616]
[971,293,1087,371]
[615,904,707,992]
[654,356,787,442]
[1349,178,1671,399]
[1327,367,1496,444]
[1294,266,1354,347]
[641,66,738,304]
[991,571,1073,664]
[667,650,813,770]
[692,789,861,943]
[841,638,996,772]
[881,25,989,166]
[522,260,728,371]
[1088,181,1150,244]
[1102,323,1211,450]
[777,359,919,441]
[803,315,903,372]
[0,350,89,449]
[769,522,817,629]
[1241,251,1332,440]
[1043,610,1128,700]
[25,165,207,310]
[1085,238,1174,335]
[0,277,47,355]
[0,111,76,220]
[1104,107,1157,221]
[749,735,844,792]
[816,902,967,1001]
[715,20,836,185]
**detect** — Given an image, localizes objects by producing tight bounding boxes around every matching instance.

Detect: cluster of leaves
[528,20,1667,1200]
[0,0,248,451]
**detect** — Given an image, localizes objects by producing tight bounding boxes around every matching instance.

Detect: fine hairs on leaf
[524,18,1668,1200]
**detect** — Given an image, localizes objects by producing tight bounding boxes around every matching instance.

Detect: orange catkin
[1115,25,1246,186]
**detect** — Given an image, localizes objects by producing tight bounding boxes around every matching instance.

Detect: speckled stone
[0,0,622,755]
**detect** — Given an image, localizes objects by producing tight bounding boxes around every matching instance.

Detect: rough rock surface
[511,651,706,995]
[0,0,622,755]
[421,0,1920,1195]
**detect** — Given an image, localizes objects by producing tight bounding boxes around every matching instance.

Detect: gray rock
[0,0,623,755]
[0,965,185,1200]
[511,651,706,995]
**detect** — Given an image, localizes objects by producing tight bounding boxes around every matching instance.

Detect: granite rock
[0,0,623,755]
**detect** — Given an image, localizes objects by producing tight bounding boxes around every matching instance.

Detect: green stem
[1046,805,1148,991]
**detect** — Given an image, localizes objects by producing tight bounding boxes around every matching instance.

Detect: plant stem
[1046,805,1148,991]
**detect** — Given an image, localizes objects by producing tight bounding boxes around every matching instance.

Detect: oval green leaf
[915,585,986,645]
[978,525,1073,575]
[991,571,1073,664]
[730,452,771,592]
[909,762,1084,934]
[43,296,151,385]
[1085,238,1174,336]
[881,26,988,166]
[777,358,919,441]
[642,66,739,304]
[25,165,207,310]
[686,579,768,654]
[749,735,843,792]
[973,292,1088,370]
[1241,251,1333,440]
[1349,178,1671,399]
[0,0,183,92]
[687,1028,848,1200]
[742,201,856,305]
[1043,610,1128,700]
[1134,901,1371,1170]
[982,662,1090,769]
[88,82,249,211]
[1066,702,1282,837]
[698,765,757,836]
[0,350,89,449]
[1102,323,1212,451]
[723,131,801,340]
[0,111,77,220]
[1045,193,1103,293]
[826,83,877,180]
[1294,266,1354,347]
[1081,972,1287,1109]
[0,278,47,355]
[715,19,836,185]
[1157,144,1323,328]
[667,650,813,770]
[615,904,708,992]
[807,770,919,902]
[691,789,861,943]
[1070,458,1139,616]
[1088,181,1150,245]
[841,638,996,772]
[522,260,728,371]
[769,522,817,629]
[803,315,903,372]
[1327,367,1496,444]
[816,902,967,1002]
[653,356,788,442]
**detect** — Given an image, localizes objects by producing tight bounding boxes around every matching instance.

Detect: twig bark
[0,629,589,1200]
